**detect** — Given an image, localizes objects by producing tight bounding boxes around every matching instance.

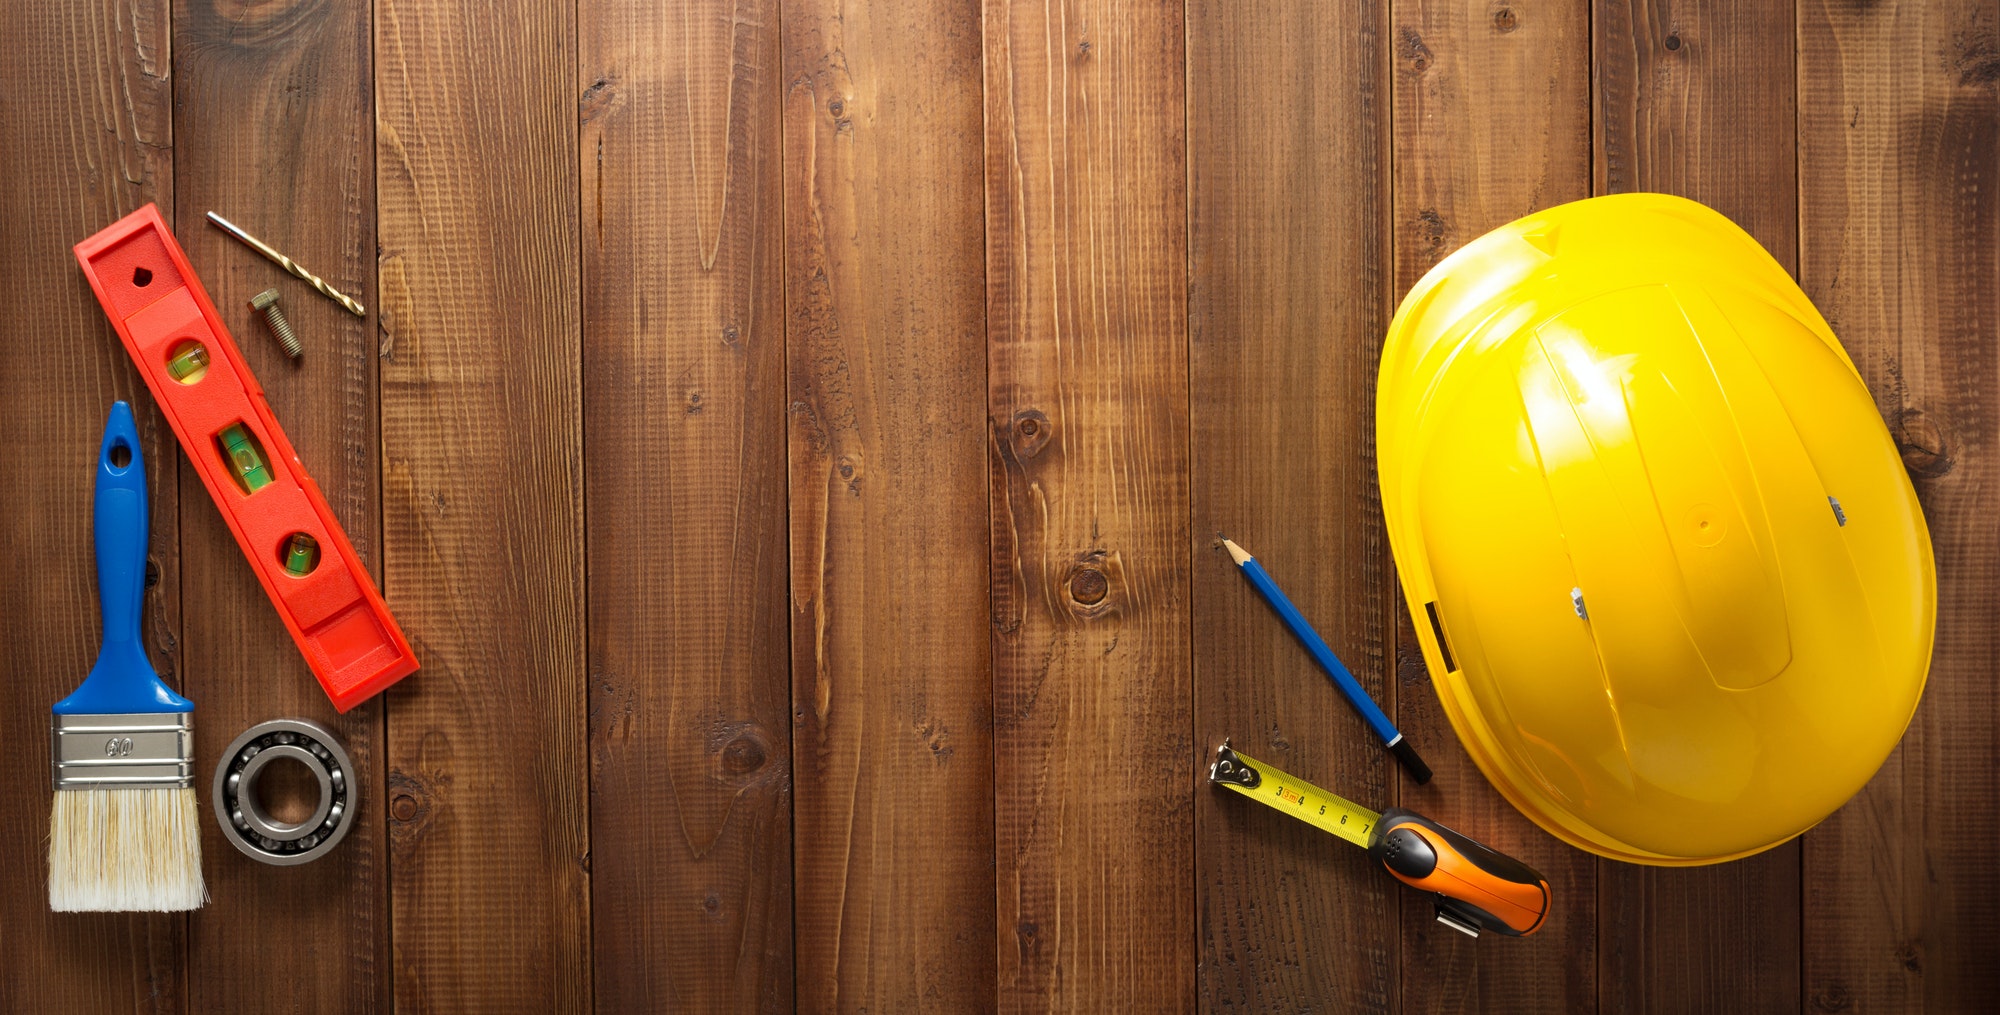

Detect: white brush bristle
[48,787,207,912]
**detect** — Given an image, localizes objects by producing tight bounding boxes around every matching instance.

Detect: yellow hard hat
[1377,193,1935,865]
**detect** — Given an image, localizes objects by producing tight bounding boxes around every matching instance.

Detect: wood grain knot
[1492,6,1518,32]
[1896,941,1923,972]
[386,770,434,840]
[1062,551,1124,621]
[721,734,768,776]
[1413,208,1447,257]
[707,721,780,786]
[1809,981,1854,1012]
[1015,920,1040,960]
[1896,407,1952,477]
[579,74,622,123]
[917,717,954,762]
[1012,408,1051,457]
[1664,33,1682,52]
[1069,568,1108,605]
[1957,32,2000,85]
[1398,27,1433,73]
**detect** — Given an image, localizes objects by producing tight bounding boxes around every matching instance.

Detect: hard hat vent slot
[1424,601,1458,673]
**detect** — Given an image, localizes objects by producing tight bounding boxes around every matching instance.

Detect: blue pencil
[1223,538,1431,784]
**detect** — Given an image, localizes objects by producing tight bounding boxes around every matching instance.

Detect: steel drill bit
[205,212,365,318]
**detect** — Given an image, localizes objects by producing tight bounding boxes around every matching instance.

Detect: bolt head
[250,288,282,310]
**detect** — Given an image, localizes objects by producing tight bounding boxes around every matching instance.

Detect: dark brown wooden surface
[4,0,1996,1011]
[1799,0,2000,1010]
[376,0,588,1009]
[782,0,996,1011]
[580,2,792,1010]
[984,0,1194,1008]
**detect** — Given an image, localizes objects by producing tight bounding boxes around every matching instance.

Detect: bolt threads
[259,302,302,359]
[268,306,301,358]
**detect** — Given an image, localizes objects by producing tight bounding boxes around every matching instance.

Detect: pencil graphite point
[1222,538,1253,567]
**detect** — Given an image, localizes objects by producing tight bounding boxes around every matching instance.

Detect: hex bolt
[250,288,302,360]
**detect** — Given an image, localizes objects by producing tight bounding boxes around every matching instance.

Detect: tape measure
[1211,742,1382,848]
[1210,741,1553,938]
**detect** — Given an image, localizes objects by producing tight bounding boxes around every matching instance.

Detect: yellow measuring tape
[1210,742,1380,849]
[1211,739,1555,938]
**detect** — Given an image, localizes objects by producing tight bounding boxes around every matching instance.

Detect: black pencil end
[1391,738,1433,785]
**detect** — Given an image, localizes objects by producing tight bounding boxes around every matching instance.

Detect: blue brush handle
[53,401,190,714]
[1239,555,1399,744]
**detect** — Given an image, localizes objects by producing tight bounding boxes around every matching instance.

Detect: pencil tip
[1221,538,1252,566]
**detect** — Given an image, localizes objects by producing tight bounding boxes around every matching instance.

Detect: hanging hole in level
[132,266,153,287]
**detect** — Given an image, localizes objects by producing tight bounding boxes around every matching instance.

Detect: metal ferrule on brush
[52,712,194,789]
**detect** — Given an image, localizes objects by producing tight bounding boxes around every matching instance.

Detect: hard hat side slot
[1424,601,1458,674]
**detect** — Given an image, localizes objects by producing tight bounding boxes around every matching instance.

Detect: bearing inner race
[237,744,333,840]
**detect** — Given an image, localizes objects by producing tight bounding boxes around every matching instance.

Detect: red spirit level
[75,204,416,712]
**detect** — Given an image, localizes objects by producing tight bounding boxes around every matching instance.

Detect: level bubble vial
[281,532,320,577]
[216,423,273,494]
[166,340,209,383]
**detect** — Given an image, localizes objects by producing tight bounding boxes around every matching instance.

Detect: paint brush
[48,401,205,911]
[1222,537,1432,784]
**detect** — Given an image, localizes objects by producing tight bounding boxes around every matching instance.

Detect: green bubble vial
[219,424,273,493]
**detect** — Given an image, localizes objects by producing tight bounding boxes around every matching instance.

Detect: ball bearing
[212,719,356,866]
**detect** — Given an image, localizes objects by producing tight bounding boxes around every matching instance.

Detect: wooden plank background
[2,0,1994,1011]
